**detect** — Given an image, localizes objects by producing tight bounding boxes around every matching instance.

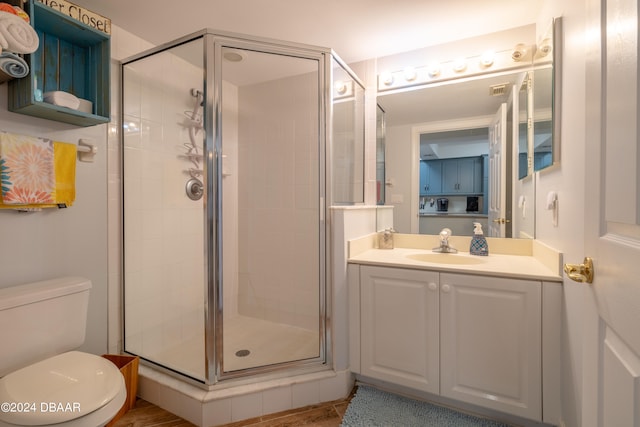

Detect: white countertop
[348,234,563,282]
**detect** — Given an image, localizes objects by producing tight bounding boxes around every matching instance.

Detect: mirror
[518,73,531,179]
[375,22,558,238]
[332,57,366,205]
[533,17,561,171]
[376,104,386,205]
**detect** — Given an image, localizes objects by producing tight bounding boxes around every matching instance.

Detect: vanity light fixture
[377,44,534,92]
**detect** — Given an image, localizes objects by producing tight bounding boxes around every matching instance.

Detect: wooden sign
[36,0,111,35]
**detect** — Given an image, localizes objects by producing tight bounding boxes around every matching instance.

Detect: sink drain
[235,349,250,357]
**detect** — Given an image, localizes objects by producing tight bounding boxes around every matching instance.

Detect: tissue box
[77,98,93,114]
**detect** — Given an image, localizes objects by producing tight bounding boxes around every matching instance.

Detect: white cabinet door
[439,273,542,420]
[360,266,439,393]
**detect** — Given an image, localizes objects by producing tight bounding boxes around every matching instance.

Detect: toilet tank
[0,277,92,377]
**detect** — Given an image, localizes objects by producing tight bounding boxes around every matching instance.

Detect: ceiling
[76,0,548,141]
[70,0,545,65]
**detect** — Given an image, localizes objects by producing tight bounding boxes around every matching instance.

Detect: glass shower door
[217,45,324,375]
[122,37,207,382]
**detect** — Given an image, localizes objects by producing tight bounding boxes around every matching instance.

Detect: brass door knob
[563,257,594,284]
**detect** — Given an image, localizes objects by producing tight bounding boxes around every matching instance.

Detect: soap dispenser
[378,228,396,249]
[469,222,489,256]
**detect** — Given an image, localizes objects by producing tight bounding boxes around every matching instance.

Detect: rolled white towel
[0,51,28,77]
[0,11,39,54]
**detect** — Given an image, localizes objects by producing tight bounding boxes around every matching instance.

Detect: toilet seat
[0,351,126,426]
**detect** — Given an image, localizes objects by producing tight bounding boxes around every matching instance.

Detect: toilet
[0,277,127,427]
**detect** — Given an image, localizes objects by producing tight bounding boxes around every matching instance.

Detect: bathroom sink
[406,253,487,265]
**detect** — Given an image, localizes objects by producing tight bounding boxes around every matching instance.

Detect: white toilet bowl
[0,351,127,427]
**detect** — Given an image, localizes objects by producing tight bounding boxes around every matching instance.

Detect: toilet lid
[0,351,125,426]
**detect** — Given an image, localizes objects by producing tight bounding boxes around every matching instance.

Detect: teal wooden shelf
[8,0,110,126]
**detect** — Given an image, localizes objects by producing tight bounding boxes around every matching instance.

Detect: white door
[488,103,507,237]
[577,0,640,424]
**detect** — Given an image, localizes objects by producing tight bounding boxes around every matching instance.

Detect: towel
[0,132,55,205]
[0,11,38,54]
[0,3,17,16]
[0,140,77,211]
[0,51,28,78]
[52,141,76,207]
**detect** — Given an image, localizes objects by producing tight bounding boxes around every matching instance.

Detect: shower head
[191,88,204,106]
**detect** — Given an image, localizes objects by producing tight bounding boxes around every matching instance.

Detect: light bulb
[427,62,441,78]
[380,72,394,86]
[480,51,495,67]
[453,58,467,73]
[403,67,417,82]
[512,43,528,61]
[538,39,552,57]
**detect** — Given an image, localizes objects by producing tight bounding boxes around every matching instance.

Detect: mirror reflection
[518,73,531,179]
[532,66,553,170]
[533,17,559,171]
[376,23,556,238]
[332,58,366,205]
[376,104,386,205]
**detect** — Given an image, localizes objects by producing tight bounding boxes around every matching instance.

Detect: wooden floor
[112,389,354,427]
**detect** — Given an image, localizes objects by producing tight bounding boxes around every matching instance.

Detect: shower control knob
[186,178,204,201]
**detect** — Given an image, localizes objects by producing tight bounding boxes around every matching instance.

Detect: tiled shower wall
[236,70,320,332]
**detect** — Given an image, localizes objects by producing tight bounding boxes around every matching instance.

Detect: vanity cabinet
[439,272,541,421]
[360,266,440,393]
[356,265,544,421]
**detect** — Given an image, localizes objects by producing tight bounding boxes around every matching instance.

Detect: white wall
[383,123,413,232]
[533,2,590,426]
[0,25,150,357]
[0,99,107,354]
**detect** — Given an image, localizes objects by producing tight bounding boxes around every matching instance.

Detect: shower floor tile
[150,315,318,377]
[224,315,319,372]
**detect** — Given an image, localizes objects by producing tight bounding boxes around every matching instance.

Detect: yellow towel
[52,141,76,207]
[0,140,77,210]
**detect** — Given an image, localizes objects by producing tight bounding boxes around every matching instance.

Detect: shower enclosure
[121,30,364,386]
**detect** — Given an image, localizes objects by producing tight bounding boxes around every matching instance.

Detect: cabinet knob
[428,282,438,291]
[441,284,451,293]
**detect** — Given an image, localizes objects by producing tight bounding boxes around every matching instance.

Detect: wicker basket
[102,354,139,426]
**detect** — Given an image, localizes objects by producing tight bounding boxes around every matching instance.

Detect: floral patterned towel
[0,131,55,205]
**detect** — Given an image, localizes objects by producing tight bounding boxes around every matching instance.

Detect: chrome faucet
[433,228,458,253]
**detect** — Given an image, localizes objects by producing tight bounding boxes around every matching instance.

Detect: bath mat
[341,385,511,427]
